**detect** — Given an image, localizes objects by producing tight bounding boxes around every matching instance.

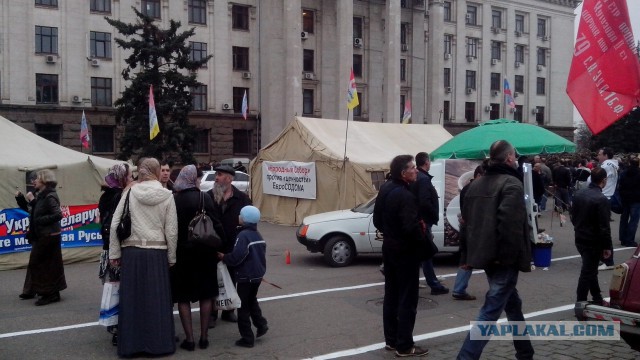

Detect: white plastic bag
[215,262,241,310]
[98,282,120,326]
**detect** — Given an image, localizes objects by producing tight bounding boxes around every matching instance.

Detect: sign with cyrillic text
[261,161,317,199]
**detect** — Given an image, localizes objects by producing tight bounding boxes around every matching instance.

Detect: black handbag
[188,192,222,248]
[116,190,132,242]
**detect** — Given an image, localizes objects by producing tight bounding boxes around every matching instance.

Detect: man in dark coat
[373,155,429,357]
[552,159,572,212]
[457,140,534,360]
[618,158,640,247]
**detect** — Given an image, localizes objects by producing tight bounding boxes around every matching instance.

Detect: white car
[200,170,250,193]
[296,197,382,267]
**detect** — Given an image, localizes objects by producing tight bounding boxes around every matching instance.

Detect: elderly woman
[171,165,225,351]
[15,169,66,306]
[109,158,178,357]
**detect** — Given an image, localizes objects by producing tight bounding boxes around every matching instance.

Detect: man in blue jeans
[457,141,533,360]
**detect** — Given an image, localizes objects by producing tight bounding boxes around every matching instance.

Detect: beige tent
[250,117,453,225]
[0,115,128,270]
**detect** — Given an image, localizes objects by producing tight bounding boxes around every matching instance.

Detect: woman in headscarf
[171,165,225,351]
[97,163,132,345]
[15,169,66,306]
[109,158,178,357]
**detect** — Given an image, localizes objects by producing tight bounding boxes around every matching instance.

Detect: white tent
[250,117,453,225]
[0,115,128,270]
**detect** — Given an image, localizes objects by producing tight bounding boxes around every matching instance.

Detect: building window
[303,89,314,115]
[466,5,477,25]
[515,105,523,122]
[91,77,112,106]
[35,0,57,6]
[232,87,248,113]
[536,77,546,95]
[190,41,208,65]
[537,48,547,66]
[353,90,363,117]
[537,18,547,37]
[490,73,501,91]
[400,95,406,120]
[400,0,407,8]
[443,1,452,22]
[536,106,545,124]
[189,0,207,25]
[400,59,406,81]
[302,10,314,33]
[371,171,385,191]
[515,45,525,64]
[490,103,500,119]
[35,124,61,144]
[400,23,408,45]
[444,68,451,88]
[92,126,114,153]
[465,70,476,90]
[465,102,476,122]
[491,41,501,60]
[90,0,111,13]
[193,129,209,154]
[303,49,314,72]
[491,10,502,29]
[233,129,252,155]
[35,26,58,54]
[353,17,363,39]
[142,0,160,19]
[515,75,524,93]
[515,14,525,33]
[443,101,450,122]
[191,85,207,111]
[466,38,478,58]
[232,46,249,71]
[90,31,111,59]
[444,34,452,55]
[36,74,58,104]
[354,54,363,78]
[232,5,249,30]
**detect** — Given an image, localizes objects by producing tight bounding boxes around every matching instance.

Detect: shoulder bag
[188,192,222,248]
[116,190,132,242]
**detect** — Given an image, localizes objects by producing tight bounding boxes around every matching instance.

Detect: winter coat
[109,180,178,264]
[207,185,251,253]
[373,179,423,254]
[411,168,439,226]
[618,166,640,206]
[98,187,123,250]
[173,188,225,249]
[17,187,62,240]
[222,224,266,283]
[571,183,612,251]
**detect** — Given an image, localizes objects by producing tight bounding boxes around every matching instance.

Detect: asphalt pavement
[0,210,638,359]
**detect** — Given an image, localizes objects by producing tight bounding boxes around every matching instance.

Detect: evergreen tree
[590,106,640,153]
[106,7,211,163]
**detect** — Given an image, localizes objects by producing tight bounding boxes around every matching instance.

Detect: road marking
[0,247,632,340]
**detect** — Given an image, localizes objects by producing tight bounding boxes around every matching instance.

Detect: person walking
[457,140,534,360]
[171,165,225,351]
[15,169,67,306]
[592,147,618,270]
[571,167,613,305]
[218,206,269,348]
[109,158,178,358]
[373,155,429,357]
[552,159,572,212]
[618,158,640,247]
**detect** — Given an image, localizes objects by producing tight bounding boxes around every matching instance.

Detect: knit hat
[240,206,261,224]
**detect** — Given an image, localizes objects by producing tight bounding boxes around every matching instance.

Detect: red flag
[567,0,640,135]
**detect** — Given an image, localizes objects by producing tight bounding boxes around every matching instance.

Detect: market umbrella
[430,119,576,159]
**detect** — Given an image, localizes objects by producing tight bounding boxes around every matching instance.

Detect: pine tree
[106,7,211,163]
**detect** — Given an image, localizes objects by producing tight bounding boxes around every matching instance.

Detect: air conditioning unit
[542,36,549,41]
[491,58,498,65]
[466,88,473,94]
[514,92,519,98]
[301,31,309,40]
[401,44,409,52]
[515,31,522,37]
[45,55,56,64]
[515,61,521,68]
[444,53,451,60]
[354,38,363,48]
[485,105,493,112]
[71,95,82,104]
[537,65,543,71]
[222,103,232,110]
[445,86,451,93]
[492,90,499,96]
[91,59,100,67]
[242,72,252,79]
[532,108,539,114]
[303,72,314,80]
[467,56,474,62]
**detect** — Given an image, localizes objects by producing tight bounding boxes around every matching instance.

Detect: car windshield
[352,196,377,214]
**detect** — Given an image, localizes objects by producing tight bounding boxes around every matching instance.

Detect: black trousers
[576,244,604,303]
[236,281,268,344]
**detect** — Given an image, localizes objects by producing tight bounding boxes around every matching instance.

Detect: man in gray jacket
[457,140,533,360]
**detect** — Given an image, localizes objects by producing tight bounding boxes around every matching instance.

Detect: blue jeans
[619,203,640,245]
[422,259,445,289]
[457,265,534,360]
[453,267,472,296]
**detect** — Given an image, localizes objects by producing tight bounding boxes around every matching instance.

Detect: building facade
[0,0,579,162]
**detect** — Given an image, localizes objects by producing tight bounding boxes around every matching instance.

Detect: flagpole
[343,109,350,162]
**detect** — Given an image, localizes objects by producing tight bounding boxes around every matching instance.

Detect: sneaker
[395,345,429,357]
[430,287,449,295]
[598,264,614,271]
[35,292,60,306]
[418,284,427,289]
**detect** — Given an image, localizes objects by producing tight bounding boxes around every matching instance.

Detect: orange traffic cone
[285,249,291,264]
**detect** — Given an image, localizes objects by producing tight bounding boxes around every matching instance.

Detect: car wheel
[323,236,355,267]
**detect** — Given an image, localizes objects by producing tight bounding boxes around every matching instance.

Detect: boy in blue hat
[218,205,268,348]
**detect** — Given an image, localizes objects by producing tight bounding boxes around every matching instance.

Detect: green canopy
[431,119,576,160]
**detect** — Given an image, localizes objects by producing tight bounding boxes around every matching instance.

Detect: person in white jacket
[109,157,178,357]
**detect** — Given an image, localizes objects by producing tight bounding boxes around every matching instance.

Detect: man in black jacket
[571,167,613,305]
[373,155,429,357]
[618,158,640,247]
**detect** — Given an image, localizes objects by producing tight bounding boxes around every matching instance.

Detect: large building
[0,0,579,162]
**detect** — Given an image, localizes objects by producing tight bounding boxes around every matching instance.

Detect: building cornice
[537,0,582,9]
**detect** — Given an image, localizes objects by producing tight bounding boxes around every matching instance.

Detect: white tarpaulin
[261,161,317,199]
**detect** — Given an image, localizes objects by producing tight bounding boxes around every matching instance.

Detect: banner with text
[0,204,102,255]
[261,161,317,199]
